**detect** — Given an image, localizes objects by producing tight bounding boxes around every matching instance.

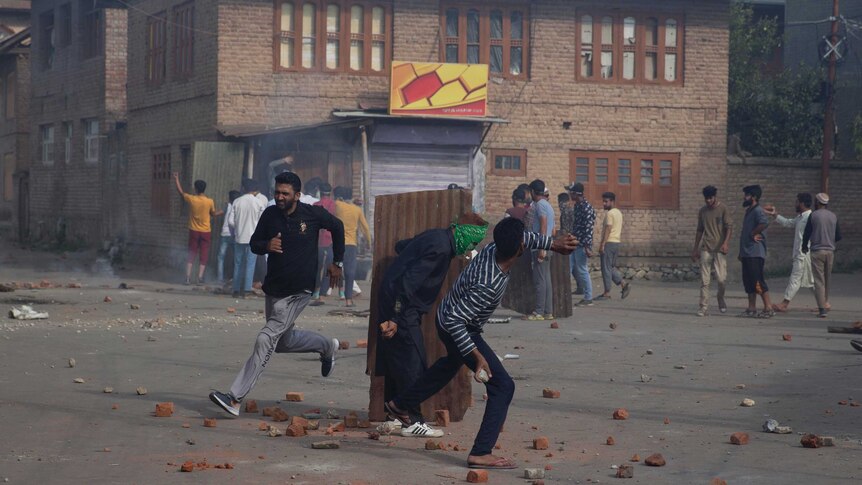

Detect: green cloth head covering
[452,222,488,255]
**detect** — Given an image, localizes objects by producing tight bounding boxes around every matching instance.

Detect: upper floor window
[3,72,12,119]
[58,3,72,47]
[570,150,679,209]
[39,10,55,70]
[40,124,55,165]
[84,119,99,163]
[80,1,103,59]
[146,12,167,85]
[441,4,529,80]
[576,12,683,85]
[173,2,194,79]
[275,1,391,75]
[63,122,73,164]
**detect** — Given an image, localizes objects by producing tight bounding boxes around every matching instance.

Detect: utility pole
[821,0,839,193]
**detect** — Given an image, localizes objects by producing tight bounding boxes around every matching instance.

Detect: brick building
[28,0,127,246]
[121,0,730,266]
[0,2,30,241]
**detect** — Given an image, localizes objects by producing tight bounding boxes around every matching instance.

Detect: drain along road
[2,242,861,484]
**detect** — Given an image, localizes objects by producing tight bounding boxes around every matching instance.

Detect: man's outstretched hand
[328,263,343,290]
[550,234,579,255]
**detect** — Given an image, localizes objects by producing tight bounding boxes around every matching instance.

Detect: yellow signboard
[389,61,488,117]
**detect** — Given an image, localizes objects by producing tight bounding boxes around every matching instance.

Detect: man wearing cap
[526,179,556,320]
[762,193,814,312]
[566,182,596,306]
[802,193,841,318]
[739,185,774,318]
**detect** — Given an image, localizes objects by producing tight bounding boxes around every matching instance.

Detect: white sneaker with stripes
[400,422,444,438]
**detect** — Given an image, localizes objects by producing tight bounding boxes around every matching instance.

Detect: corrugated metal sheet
[192,141,245,268]
[366,189,474,422]
[500,252,573,318]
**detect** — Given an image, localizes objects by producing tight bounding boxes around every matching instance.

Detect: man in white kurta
[764,193,814,312]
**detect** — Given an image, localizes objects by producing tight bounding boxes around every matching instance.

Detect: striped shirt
[437,231,553,356]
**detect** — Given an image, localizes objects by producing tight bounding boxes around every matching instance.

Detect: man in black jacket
[376,212,488,437]
[209,172,345,417]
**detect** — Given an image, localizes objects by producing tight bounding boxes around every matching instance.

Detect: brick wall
[0,52,30,225]
[28,0,127,245]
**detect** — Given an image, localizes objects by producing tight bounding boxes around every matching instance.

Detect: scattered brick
[630,454,640,462]
[549,322,559,329]
[66,282,82,289]
[339,340,350,350]
[817,436,835,447]
[155,402,174,417]
[852,402,861,407]
[357,419,371,428]
[616,464,634,478]
[467,470,488,483]
[782,334,792,341]
[226,307,236,313]
[306,420,320,430]
[180,461,194,472]
[644,453,666,466]
[425,440,445,450]
[285,392,304,402]
[203,418,217,428]
[533,481,545,485]
[104,296,112,303]
[258,422,269,431]
[130,304,141,310]
[368,431,381,440]
[710,479,728,485]
[267,425,282,437]
[345,415,359,428]
[286,424,307,437]
[542,388,561,399]
[730,432,749,445]
[664,417,671,425]
[801,434,820,448]
[271,408,290,422]
[356,339,368,348]
[613,408,629,420]
[545,453,554,458]
[112,404,119,410]
[311,441,340,449]
[182,423,191,429]
[214,463,234,469]
[262,407,276,417]
[245,400,258,413]
[544,464,552,471]
[290,416,309,429]
[533,437,549,450]
[435,409,450,427]
[838,400,848,406]
[606,436,615,446]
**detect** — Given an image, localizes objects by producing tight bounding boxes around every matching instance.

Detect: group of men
[694,184,841,319]
[504,179,631,319]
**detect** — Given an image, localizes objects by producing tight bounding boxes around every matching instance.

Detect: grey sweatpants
[531,250,553,315]
[230,293,334,401]
[601,242,623,293]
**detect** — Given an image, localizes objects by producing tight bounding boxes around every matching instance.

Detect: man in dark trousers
[376,212,489,438]
[209,172,345,416]
[385,218,577,469]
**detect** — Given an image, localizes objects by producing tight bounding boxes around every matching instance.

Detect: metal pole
[821,0,839,193]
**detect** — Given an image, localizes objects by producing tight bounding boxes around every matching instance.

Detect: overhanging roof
[218,118,370,138]
[332,109,509,124]
[0,27,29,56]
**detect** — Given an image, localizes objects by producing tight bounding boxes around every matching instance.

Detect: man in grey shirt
[738,185,774,318]
[802,193,841,318]
[527,179,555,320]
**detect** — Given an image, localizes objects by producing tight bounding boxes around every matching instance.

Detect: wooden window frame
[146,12,167,85]
[80,2,103,59]
[39,10,55,70]
[440,3,530,81]
[58,3,72,47]
[273,0,393,76]
[489,148,527,177]
[575,11,683,86]
[84,119,99,164]
[151,147,172,218]
[569,150,679,209]
[173,2,195,80]
[40,124,55,166]
[62,121,72,165]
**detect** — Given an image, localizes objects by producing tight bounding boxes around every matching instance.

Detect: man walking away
[230,179,266,298]
[596,192,631,301]
[738,185,773,318]
[377,212,488,438]
[173,173,223,285]
[566,182,596,307]
[217,190,241,284]
[691,185,733,316]
[526,179,555,320]
[384,218,577,469]
[209,172,345,417]
[802,193,841,318]
[310,183,336,306]
[334,186,371,307]
[763,193,814,312]
[504,188,529,221]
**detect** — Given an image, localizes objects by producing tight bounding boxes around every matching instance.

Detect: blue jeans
[217,235,233,282]
[572,247,593,301]
[232,243,256,293]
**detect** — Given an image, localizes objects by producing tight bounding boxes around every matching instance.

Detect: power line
[112,0,218,37]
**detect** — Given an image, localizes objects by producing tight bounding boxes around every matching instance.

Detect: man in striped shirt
[385,217,577,469]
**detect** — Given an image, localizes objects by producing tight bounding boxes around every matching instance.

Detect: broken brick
[203,418,217,428]
[613,408,629,420]
[630,454,640,462]
[286,424,307,437]
[262,407,276,417]
[664,417,671,425]
[345,415,359,428]
[616,464,634,479]
[801,434,820,448]
[817,436,835,447]
[644,453,666,466]
[839,400,848,406]
[542,388,561,399]
[730,432,749,445]
[226,307,236,313]
[104,296,112,303]
[549,322,559,329]
[271,408,290,422]
[533,437,549,450]
[425,440,445,450]
[606,436,615,446]
[306,420,320,430]
[368,431,381,440]
[245,400,258,413]
[466,470,488,483]
[290,416,309,429]
[356,339,368,348]
[182,423,191,429]
[782,334,792,341]
[258,422,268,431]
[710,479,728,485]
[155,402,174,417]
[285,392,304,402]
[112,404,119,410]
[180,461,195,472]
[434,409,450,427]
[339,340,350,350]
[357,419,371,428]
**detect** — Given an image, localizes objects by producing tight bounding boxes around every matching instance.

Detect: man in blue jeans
[230,179,266,298]
[385,218,577,469]
[566,182,596,306]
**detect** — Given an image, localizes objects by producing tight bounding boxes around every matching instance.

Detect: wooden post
[366,189,474,422]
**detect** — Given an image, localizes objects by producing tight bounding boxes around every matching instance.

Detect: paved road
[1,243,861,484]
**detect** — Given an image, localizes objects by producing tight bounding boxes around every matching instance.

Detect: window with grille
[275,1,391,75]
[569,151,679,209]
[80,1,103,59]
[146,12,167,84]
[576,11,683,85]
[84,119,99,163]
[489,149,526,177]
[441,4,529,80]
[151,148,172,217]
[39,10,55,70]
[40,124,54,165]
[62,122,72,164]
[173,2,194,79]
[59,3,72,46]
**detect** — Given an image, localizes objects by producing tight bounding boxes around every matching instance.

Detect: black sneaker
[209,390,240,417]
[851,340,862,353]
[321,338,338,377]
[576,299,594,307]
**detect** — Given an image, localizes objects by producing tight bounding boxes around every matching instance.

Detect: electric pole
[821,0,839,193]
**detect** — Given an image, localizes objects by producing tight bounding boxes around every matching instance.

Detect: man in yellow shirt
[334,186,371,307]
[596,192,631,301]
[173,173,223,285]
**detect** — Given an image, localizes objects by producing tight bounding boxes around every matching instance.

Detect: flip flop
[384,401,411,426]
[467,457,518,469]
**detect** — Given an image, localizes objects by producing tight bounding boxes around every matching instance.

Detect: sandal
[757,309,775,319]
[737,310,757,318]
[467,457,517,469]
[384,401,411,426]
